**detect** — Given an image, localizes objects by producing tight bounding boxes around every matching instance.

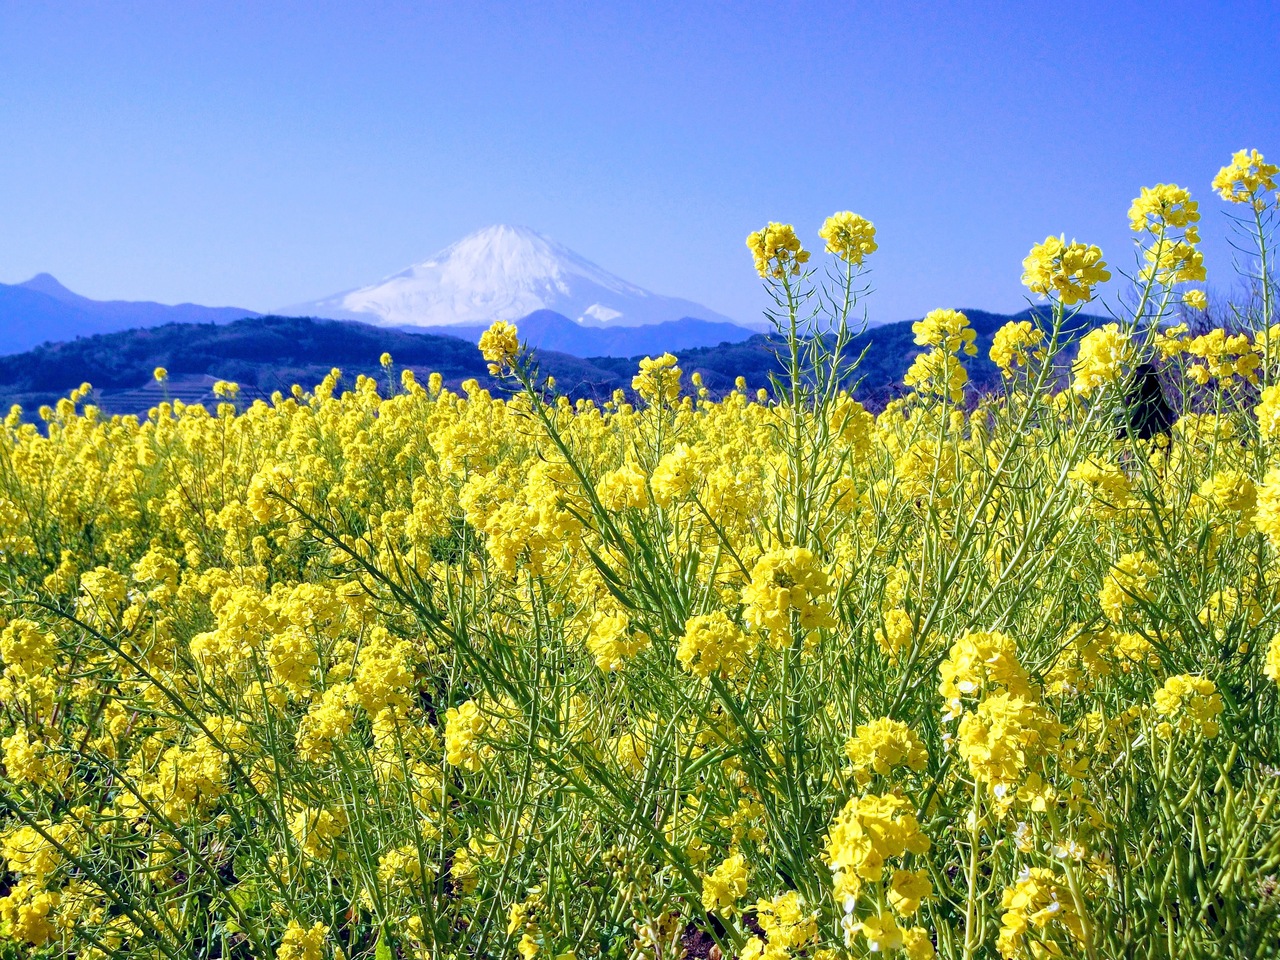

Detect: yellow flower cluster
[1182,329,1260,385]
[827,794,929,897]
[938,630,1032,719]
[1257,385,1280,441]
[1067,458,1135,520]
[747,222,811,278]
[1257,468,1280,546]
[818,211,878,266]
[825,793,932,954]
[0,619,54,678]
[0,880,59,947]
[912,308,978,356]
[903,309,978,403]
[846,910,935,959]
[479,319,521,374]
[651,443,699,507]
[1266,633,1280,686]
[957,693,1058,801]
[444,699,490,771]
[741,890,819,960]
[1129,183,1201,233]
[1071,323,1133,395]
[631,352,682,404]
[700,852,749,914]
[597,461,649,511]
[741,546,835,643]
[1152,674,1223,738]
[289,805,348,860]
[585,610,650,671]
[677,610,753,679]
[989,320,1045,378]
[903,349,969,404]
[1098,551,1158,623]
[277,920,328,960]
[1212,148,1278,207]
[1021,235,1111,304]
[997,868,1085,959]
[1142,239,1205,287]
[844,717,928,782]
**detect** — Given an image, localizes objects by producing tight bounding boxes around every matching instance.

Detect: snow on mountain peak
[285,225,736,329]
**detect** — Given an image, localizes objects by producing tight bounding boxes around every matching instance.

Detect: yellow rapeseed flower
[479,320,521,375]
[1129,183,1200,232]
[700,852,749,915]
[1212,148,1278,207]
[990,321,1045,377]
[677,611,753,680]
[746,222,810,279]
[277,920,328,960]
[1022,235,1110,304]
[844,717,928,782]
[997,868,1086,959]
[632,353,682,405]
[912,308,978,356]
[1152,674,1223,738]
[741,546,835,644]
[1071,324,1133,395]
[818,211,878,265]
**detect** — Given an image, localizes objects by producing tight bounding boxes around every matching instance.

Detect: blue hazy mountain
[0,274,259,355]
[409,309,758,356]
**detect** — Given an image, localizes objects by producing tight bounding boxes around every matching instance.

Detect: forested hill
[0,309,1108,417]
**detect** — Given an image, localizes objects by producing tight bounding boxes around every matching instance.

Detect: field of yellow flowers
[2,150,1280,960]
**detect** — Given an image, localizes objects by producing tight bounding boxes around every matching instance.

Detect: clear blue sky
[1,1,1277,326]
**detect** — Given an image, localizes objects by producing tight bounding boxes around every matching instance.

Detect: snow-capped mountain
[284,225,743,329]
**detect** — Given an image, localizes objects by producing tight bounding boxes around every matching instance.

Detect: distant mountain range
[0,273,259,354]
[0,268,756,360]
[284,224,754,331]
[2,224,761,358]
[0,308,1109,418]
[411,309,756,357]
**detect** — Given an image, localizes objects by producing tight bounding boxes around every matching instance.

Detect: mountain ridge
[405,309,757,356]
[0,274,260,355]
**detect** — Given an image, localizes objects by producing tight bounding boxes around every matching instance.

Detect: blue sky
[1,1,1277,326]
